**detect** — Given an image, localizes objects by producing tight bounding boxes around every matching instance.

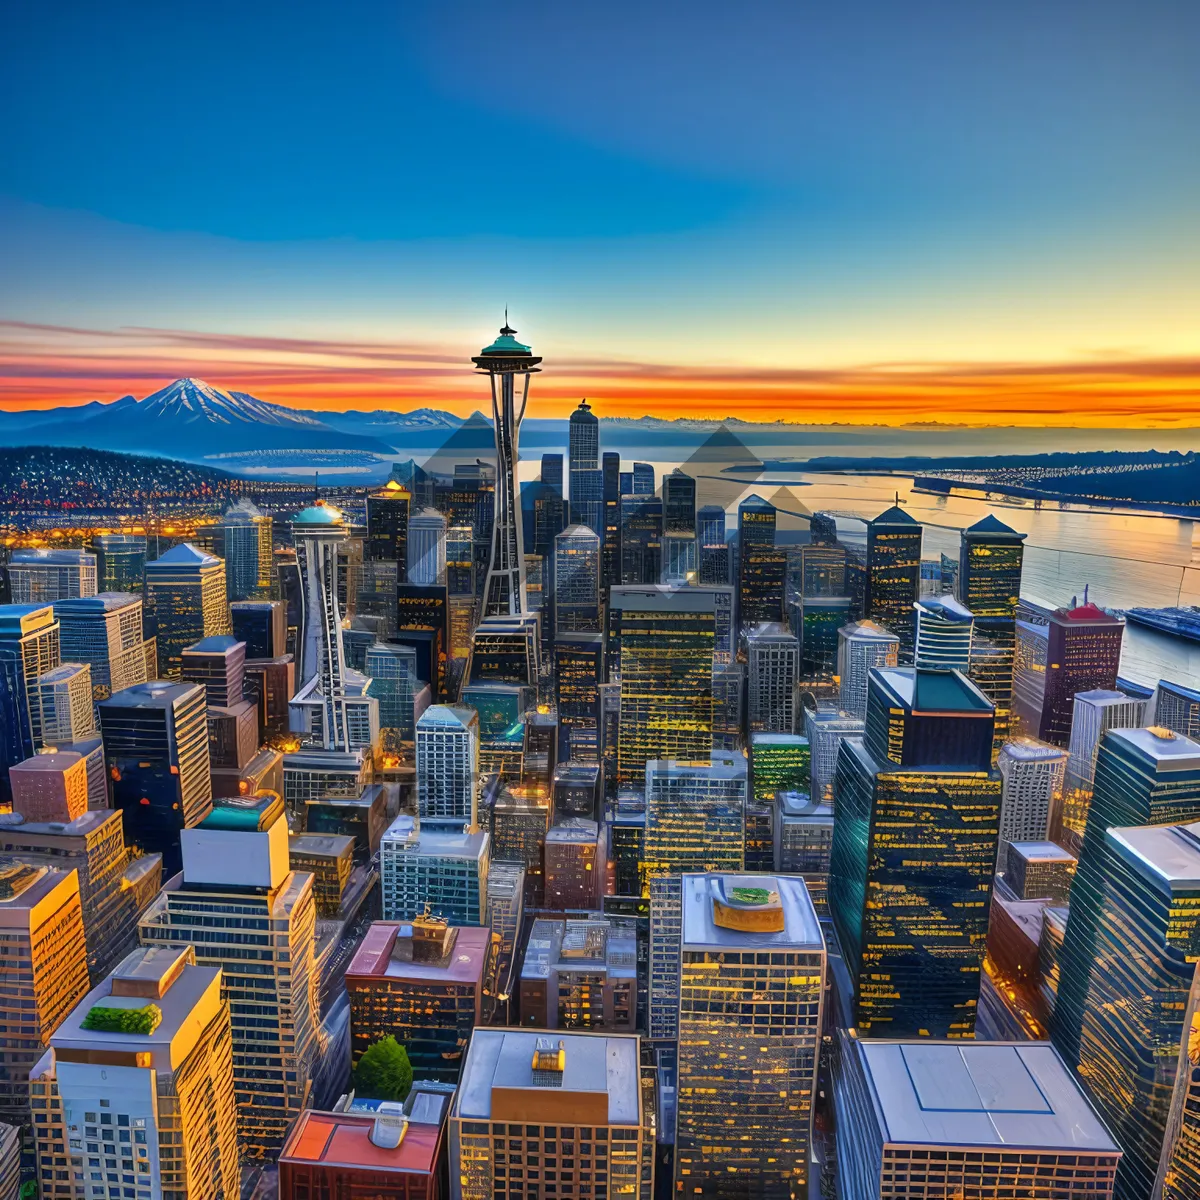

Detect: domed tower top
[472,320,542,374]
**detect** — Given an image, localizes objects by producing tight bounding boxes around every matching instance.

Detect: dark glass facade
[866,505,922,662]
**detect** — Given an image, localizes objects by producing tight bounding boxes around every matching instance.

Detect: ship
[1124,606,1200,644]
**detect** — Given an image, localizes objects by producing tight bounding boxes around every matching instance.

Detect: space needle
[473,318,542,616]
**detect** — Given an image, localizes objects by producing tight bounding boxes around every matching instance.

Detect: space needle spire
[472,319,542,616]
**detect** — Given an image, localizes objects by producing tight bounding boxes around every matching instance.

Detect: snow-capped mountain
[0,378,395,461]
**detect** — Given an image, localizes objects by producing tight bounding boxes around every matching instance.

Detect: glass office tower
[830,668,1000,1038]
[365,479,411,565]
[865,503,922,662]
[674,873,826,1199]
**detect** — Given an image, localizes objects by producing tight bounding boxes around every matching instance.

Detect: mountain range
[0,378,411,461]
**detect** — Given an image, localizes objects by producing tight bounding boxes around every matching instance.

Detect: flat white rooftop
[681,872,823,951]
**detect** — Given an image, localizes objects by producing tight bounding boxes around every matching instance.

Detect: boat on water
[1124,606,1200,644]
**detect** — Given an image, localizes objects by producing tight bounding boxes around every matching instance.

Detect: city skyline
[3,3,1200,427]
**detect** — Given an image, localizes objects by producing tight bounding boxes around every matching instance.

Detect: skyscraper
[743,620,799,733]
[380,815,490,926]
[996,737,1068,852]
[749,730,812,801]
[33,662,95,745]
[138,796,319,1157]
[601,450,621,588]
[611,586,716,785]
[230,597,288,658]
[474,322,541,617]
[568,400,604,536]
[831,667,1000,1038]
[795,594,852,694]
[90,533,146,593]
[805,707,865,804]
[0,861,90,1127]
[837,618,900,719]
[416,704,480,823]
[449,1029,655,1200]
[10,548,97,603]
[144,543,231,678]
[0,604,61,802]
[663,468,696,532]
[674,873,826,1198]
[631,461,654,494]
[866,502,922,660]
[407,507,448,586]
[1052,727,1200,1070]
[221,498,272,601]
[554,632,603,761]
[618,493,663,584]
[737,492,776,550]
[697,503,730,585]
[553,524,601,634]
[365,478,411,565]
[958,512,1027,619]
[1013,600,1125,746]
[914,594,974,670]
[31,944,240,1200]
[99,679,213,875]
[834,1035,1120,1200]
[365,640,423,746]
[54,592,149,700]
[1153,678,1200,739]
[1055,818,1200,1199]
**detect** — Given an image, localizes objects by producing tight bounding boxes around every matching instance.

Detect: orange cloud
[0,320,1198,428]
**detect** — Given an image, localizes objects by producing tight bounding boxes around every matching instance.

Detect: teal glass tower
[473,322,541,617]
[830,667,1001,1038]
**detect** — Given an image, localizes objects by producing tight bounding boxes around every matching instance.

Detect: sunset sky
[3,1,1199,427]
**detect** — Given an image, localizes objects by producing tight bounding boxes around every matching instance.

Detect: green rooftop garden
[82,1003,162,1035]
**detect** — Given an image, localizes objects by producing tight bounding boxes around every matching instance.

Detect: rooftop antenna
[314,471,319,502]
[1083,583,1089,605]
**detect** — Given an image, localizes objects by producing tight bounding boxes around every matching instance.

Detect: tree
[354,1035,413,1102]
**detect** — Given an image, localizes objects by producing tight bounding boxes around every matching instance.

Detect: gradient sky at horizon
[2,1,1199,426]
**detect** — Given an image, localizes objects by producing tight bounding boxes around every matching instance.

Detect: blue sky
[2,1,1199,423]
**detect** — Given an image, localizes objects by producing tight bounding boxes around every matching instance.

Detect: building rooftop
[1108,725,1200,768]
[870,503,919,526]
[147,542,222,569]
[853,1039,1119,1153]
[557,523,600,541]
[199,793,284,832]
[417,704,478,731]
[454,1029,641,1124]
[521,916,637,983]
[840,619,899,643]
[346,921,490,985]
[743,621,795,642]
[1074,688,1133,705]
[183,635,243,655]
[1107,820,1200,892]
[915,595,975,623]
[873,666,994,714]
[1008,841,1077,864]
[290,833,355,860]
[10,750,83,775]
[545,819,600,845]
[1056,601,1121,624]
[280,1102,443,1177]
[0,604,56,636]
[964,514,1026,539]
[0,808,115,839]
[99,679,202,711]
[53,591,141,615]
[292,499,346,526]
[36,663,89,685]
[1000,738,1067,763]
[681,873,823,951]
[382,816,489,861]
[751,732,808,748]
[776,792,832,819]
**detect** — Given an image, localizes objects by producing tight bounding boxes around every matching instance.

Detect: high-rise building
[663,469,696,533]
[601,451,621,588]
[831,667,1000,1038]
[553,760,602,822]
[346,916,496,1082]
[179,634,246,708]
[90,533,146,594]
[10,750,90,823]
[380,815,490,926]
[519,914,637,1030]
[553,524,601,634]
[737,492,776,551]
[416,704,480,824]
[674,873,826,1197]
[0,604,61,803]
[54,592,149,700]
[1158,966,1200,1200]
[34,661,96,745]
[449,1028,655,1200]
[1013,601,1125,746]
[795,595,852,694]
[837,618,899,719]
[221,498,272,601]
[631,461,654,494]
[474,323,540,617]
[1005,840,1076,902]
[138,796,318,1157]
[644,756,748,1038]
[365,478,411,565]
[914,594,974,670]
[99,679,212,876]
[743,620,799,733]
[1055,817,1200,1199]
[1052,727,1200,1073]
[866,503,922,660]
[697,503,730,585]
[365,640,423,747]
[407,508,448,586]
[611,586,715,785]
[31,944,240,1200]
[805,707,864,804]
[618,494,663,584]
[798,541,848,598]
[996,737,1068,852]
[465,612,539,688]
[749,731,811,801]
[1153,678,1200,739]
[568,398,600,473]
[958,513,1027,619]
[543,818,604,910]
[9,549,97,604]
[0,861,90,1127]
[554,633,603,762]
[834,1034,1120,1200]
[774,792,834,913]
[144,543,230,678]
